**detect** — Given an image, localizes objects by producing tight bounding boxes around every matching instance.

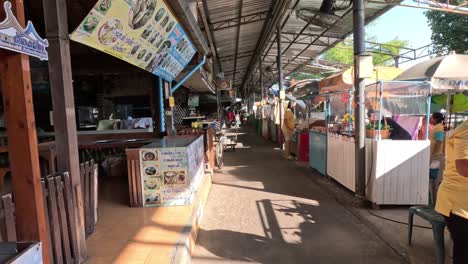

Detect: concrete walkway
[193,129,405,264]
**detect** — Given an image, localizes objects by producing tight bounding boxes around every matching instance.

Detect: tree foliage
[425,10,468,55]
[322,42,354,65]
[322,38,409,66]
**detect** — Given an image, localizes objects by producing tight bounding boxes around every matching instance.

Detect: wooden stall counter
[126,135,205,208]
[365,139,430,206]
[327,133,356,192]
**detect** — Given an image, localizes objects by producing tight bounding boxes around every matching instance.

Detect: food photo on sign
[70,0,196,82]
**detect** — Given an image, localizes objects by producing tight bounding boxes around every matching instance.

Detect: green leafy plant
[366,123,391,130]
[426,6,468,55]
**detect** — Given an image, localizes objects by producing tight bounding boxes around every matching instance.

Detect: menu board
[70,0,196,82]
[139,136,205,207]
[187,136,204,191]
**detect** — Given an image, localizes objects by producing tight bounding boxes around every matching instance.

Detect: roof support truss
[210,10,269,31]
[219,50,255,62]
[232,0,244,90]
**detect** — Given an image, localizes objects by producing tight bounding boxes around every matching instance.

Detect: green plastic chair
[408,176,446,264]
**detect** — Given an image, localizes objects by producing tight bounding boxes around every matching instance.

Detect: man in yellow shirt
[281,101,296,160]
[435,120,468,264]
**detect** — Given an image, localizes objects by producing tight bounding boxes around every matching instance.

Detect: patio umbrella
[395,54,468,91]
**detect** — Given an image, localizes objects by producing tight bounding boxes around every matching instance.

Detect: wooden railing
[79,161,98,238]
[0,194,16,242]
[0,159,99,263]
[42,172,83,264]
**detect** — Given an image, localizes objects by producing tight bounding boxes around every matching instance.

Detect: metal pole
[158,77,165,133]
[277,23,284,149]
[425,83,432,140]
[259,57,264,101]
[353,0,366,197]
[252,78,256,112]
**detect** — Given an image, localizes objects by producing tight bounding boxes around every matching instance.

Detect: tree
[372,39,410,66]
[322,42,354,65]
[322,38,409,66]
[425,9,468,55]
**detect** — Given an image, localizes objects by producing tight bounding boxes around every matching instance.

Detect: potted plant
[366,120,391,139]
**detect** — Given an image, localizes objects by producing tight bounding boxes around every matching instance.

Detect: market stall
[307,96,327,172]
[326,90,356,191]
[315,67,403,191]
[364,81,431,206]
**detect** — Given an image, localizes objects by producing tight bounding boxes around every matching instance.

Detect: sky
[365,1,434,68]
[272,2,434,88]
[366,2,433,49]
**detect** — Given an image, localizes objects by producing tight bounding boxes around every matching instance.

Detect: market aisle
[192,128,405,264]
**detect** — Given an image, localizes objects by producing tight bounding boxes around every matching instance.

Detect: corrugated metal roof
[202,0,396,93]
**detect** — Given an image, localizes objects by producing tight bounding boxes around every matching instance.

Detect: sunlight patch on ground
[257,199,320,244]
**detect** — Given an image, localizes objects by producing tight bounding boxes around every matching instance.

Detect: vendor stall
[326,90,356,191]
[364,81,431,206]
[316,66,403,193]
[126,135,205,207]
[307,96,327,173]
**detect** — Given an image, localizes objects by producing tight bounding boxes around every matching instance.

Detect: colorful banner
[70,0,196,82]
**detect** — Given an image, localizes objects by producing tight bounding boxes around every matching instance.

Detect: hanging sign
[0,1,49,60]
[70,0,196,82]
[341,92,350,103]
[217,79,232,90]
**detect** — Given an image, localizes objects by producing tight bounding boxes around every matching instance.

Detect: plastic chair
[408,175,446,264]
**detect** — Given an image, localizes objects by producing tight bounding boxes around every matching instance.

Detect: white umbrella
[395,54,468,91]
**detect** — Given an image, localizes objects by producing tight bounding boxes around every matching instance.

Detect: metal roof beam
[169,0,210,55]
[240,0,292,92]
[219,50,255,62]
[261,0,302,62]
[266,40,330,47]
[200,0,223,72]
[209,11,270,31]
[233,0,244,90]
[279,9,353,71]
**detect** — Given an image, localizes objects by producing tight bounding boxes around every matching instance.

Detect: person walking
[281,101,296,160]
[435,120,468,264]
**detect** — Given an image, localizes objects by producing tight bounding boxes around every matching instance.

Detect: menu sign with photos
[70,0,196,82]
[138,136,205,207]
[140,149,162,206]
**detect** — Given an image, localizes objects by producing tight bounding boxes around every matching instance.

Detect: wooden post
[0,1,52,262]
[42,0,86,261]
